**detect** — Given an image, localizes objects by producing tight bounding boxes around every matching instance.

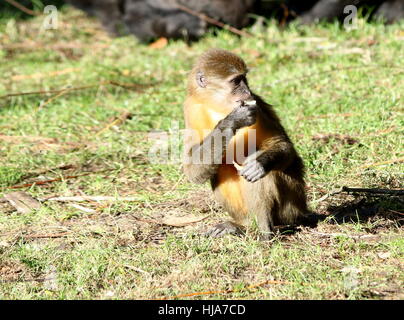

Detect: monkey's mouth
[239,99,256,108]
[235,99,256,108]
[242,100,256,106]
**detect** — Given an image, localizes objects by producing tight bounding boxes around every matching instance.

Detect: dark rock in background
[2,1,403,41]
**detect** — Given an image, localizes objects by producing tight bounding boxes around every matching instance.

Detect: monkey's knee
[204,221,244,238]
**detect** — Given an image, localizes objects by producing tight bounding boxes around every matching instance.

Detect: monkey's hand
[223,103,257,130]
[238,159,266,182]
[236,151,267,182]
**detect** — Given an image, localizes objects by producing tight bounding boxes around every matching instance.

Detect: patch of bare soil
[0,260,31,282]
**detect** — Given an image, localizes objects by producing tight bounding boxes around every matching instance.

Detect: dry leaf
[3,191,41,214]
[161,214,207,227]
[149,37,168,49]
[377,252,391,260]
[247,49,263,58]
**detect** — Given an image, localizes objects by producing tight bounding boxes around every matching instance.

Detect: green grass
[0,8,403,299]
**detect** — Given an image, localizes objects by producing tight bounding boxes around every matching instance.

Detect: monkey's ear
[196,71,207,88]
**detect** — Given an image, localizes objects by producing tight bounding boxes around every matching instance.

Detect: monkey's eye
[231,75,247,86]
[231,76,242,85]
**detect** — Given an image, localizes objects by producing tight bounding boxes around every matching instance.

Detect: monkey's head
[188,49,253,108]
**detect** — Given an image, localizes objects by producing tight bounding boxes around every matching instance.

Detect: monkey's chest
[215,164,247,218]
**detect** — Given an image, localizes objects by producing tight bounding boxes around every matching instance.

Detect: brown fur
[183,49,308,237]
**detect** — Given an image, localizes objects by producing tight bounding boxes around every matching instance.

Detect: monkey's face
[228,73,252,105]
[195,71,252,109]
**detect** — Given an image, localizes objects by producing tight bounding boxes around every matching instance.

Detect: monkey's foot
[259,231,275,241]
[204,221,244,238]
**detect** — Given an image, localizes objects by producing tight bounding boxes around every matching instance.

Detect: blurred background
[1,0,403,42]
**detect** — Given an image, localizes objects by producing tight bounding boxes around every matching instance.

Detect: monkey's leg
[256,212,275,240]
[203,184,244,238]
[245,177,276,240]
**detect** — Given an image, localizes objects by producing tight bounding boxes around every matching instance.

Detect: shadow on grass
[324,195,403,226]
[277,195,403,236]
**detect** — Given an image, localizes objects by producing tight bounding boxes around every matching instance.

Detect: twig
[360,157,404,169]
[68,203,97,214]
[38,88,74,110]
[0,84,101,100]
[1,42,109,51]
[388,209,404,216]
[22,232,70,239]
[4,0,40,16]
[367,126,397,136]
[174,3,252,38]
[341,186,404,196]
[1,277,47,284]
[312,189,344,203]
[19,164,75,182]
[123,265,151,275]
[0,81,152,100]
[156,279,289,300]
[43,196,141,202]
[95,111,132,137]
[313,186,404,203]
[8,175,87,189]
[310,231,379,240]
[8,171,108,189]
[298,112,355,121]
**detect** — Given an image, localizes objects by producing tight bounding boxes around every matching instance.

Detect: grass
[0,7,403,299]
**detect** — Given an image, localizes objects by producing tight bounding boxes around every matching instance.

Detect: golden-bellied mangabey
[183,49,308,239]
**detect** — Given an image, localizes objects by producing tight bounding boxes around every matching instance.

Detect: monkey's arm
[183,125,234,184]
[184,105,257,184]
[238,136,296,183]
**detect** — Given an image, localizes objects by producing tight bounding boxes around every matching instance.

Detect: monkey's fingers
[239,161,266,182]
[245,171,266,183]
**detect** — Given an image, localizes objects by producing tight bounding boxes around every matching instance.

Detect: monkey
[183,49,308,240]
